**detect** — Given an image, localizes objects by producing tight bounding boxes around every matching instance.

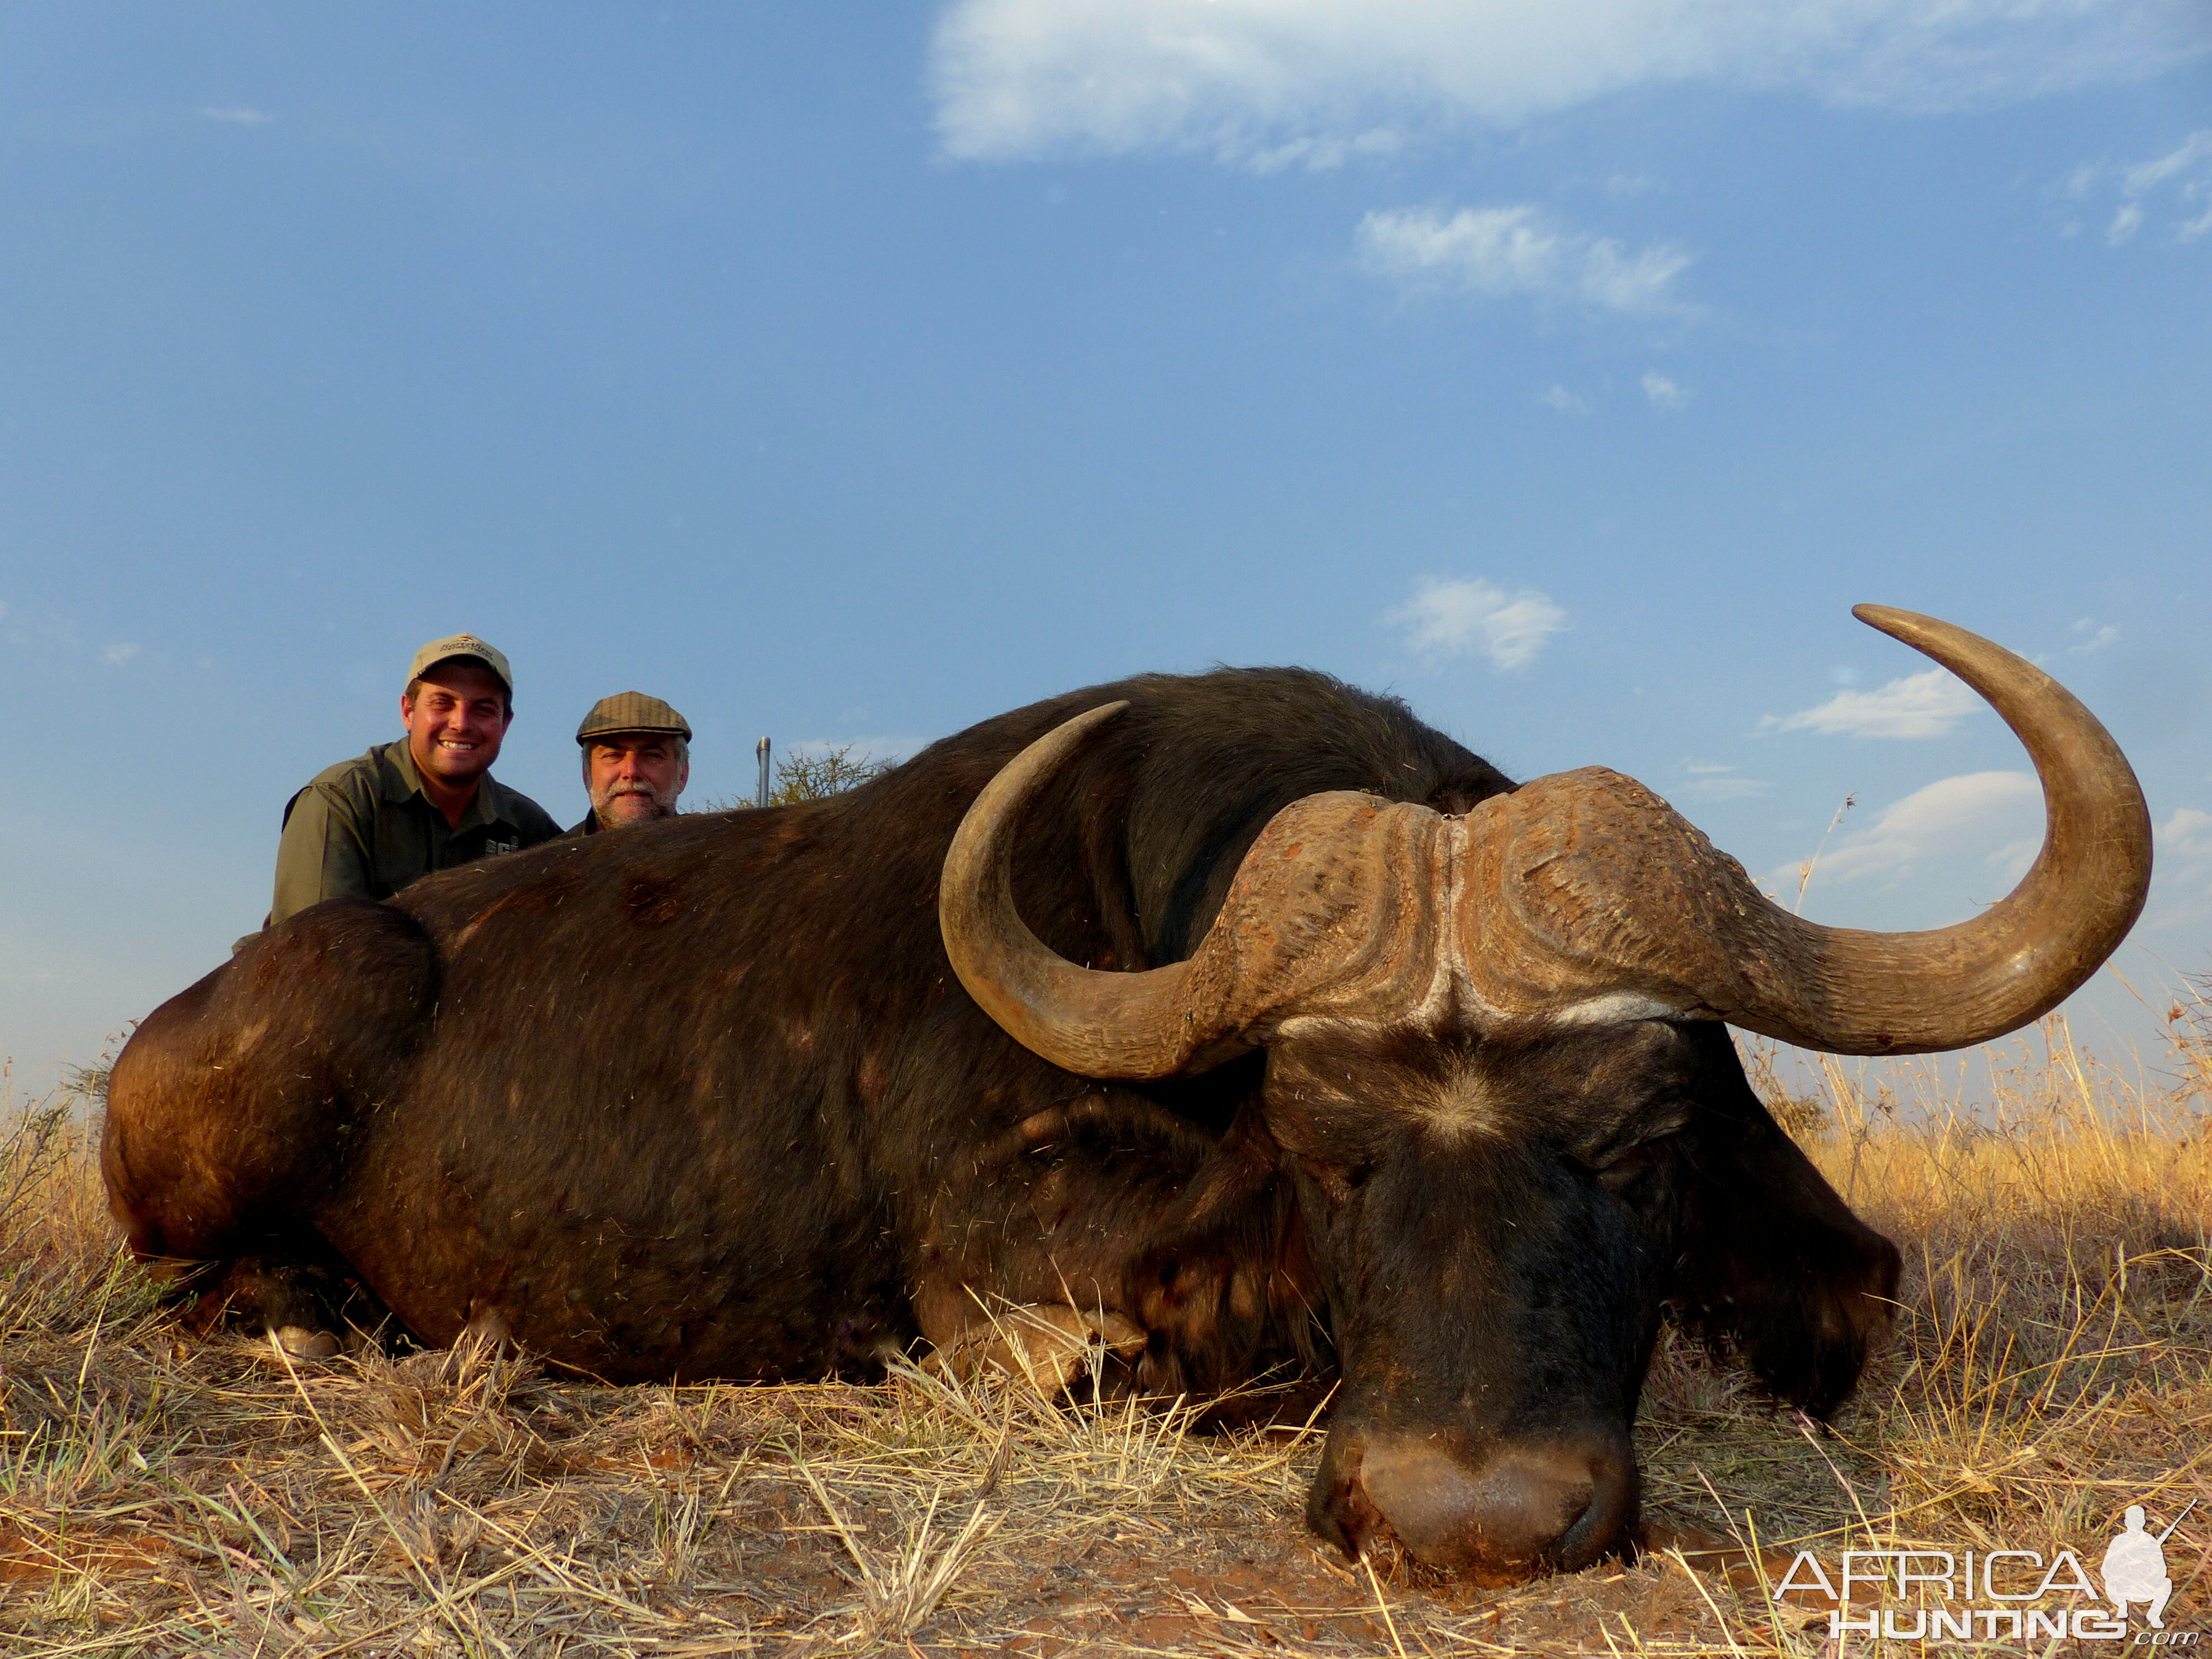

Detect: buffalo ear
[1677,1205,1901,1417]
[1669,1045,1902,1417]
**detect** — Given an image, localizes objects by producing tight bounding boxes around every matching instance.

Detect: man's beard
[591,781,676,826]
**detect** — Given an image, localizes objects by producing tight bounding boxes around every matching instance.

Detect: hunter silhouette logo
[2104,1500,2192,1630]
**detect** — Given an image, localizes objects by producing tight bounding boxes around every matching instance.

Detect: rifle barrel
[2154,1496,2197,1545]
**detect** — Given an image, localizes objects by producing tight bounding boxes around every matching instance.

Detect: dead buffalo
[103,606,2150,1582]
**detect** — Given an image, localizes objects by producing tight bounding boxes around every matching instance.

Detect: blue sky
[3,2,2208,1089]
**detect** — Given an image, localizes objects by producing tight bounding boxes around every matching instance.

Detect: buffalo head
[939,606,2150,1581]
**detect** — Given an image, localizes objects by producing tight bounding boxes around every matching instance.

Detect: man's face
[587,733,688,827]
[401,664,510,790]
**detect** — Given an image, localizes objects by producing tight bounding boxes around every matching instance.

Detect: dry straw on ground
[3,985,2208,1655]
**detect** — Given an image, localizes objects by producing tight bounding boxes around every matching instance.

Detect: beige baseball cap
[576,691,692,744]
[407,633,514,695]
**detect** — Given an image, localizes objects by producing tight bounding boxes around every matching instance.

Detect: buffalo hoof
[929,1304,1146,1398]
[268,1324,341,1362]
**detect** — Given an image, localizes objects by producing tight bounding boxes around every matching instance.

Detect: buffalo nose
[1332,1433,1637,1583]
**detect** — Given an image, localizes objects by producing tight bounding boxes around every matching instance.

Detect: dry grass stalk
[796,1463,999,1640]
[3,982,2206,1652]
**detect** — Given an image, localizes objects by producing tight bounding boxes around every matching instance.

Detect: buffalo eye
[1589,1135,1679,1196]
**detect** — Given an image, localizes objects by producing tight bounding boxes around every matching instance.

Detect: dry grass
[3,989,2208,1656]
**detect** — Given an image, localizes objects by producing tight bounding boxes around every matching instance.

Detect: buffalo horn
[938,703,1207,1077]
[940,703,1453,1077]
[1459,606,2153,1053]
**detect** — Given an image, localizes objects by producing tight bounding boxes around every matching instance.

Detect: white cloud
[1357,204,1694,318]
[2070,618,2120,653]
[1384,576,1567,671]
[1681,776,1770,802]
[2130,129,2212,241]
[1246,128,1404,173]
[1776,770,2042,889]
[1542,384,1590,416]
[1675,763,1767,802]
[1760,666,1982,739]
[2142,806,2212,931]
[2124,129,2212,194]
[2064,128,2212,243]
[101,643,140,665]
[930,0,2206,165]
[2163,806,2212,859]
[1985,836,2039,884]
[1641,371,1689,410]
[200,106,275,126]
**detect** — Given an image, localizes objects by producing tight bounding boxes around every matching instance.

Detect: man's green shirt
[269,740,561,926]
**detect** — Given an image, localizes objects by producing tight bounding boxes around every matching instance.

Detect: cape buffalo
[103,607,2150,1583]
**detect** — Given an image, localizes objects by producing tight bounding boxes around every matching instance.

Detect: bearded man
[571,692,692,833]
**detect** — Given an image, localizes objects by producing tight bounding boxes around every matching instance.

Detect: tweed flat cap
[577,691,692,744]
[408,633,514,694]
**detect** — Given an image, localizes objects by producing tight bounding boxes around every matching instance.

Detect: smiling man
[267,634,561,927]
[570,692,692,834]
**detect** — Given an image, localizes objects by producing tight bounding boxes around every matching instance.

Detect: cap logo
[408,632,515,694]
